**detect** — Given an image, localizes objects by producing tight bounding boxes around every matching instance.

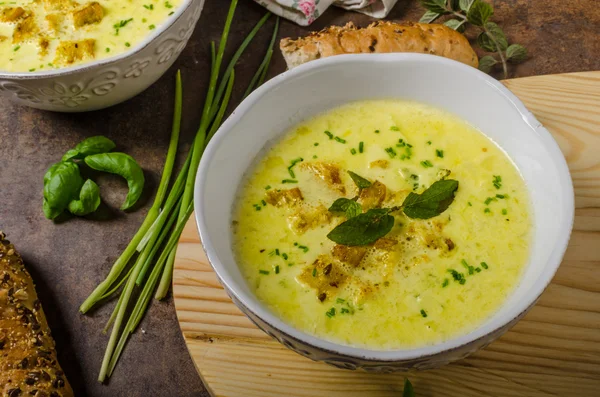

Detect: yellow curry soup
[0,0,181,72]
[233,100,532,350]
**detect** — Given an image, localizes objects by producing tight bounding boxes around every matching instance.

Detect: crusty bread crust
[280,21,478,69]
[0,232,74,397]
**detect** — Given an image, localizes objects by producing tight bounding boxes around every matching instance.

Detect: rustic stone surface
[0,0,597,396]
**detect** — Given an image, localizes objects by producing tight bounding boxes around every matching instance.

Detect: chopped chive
[168,11,174,15]
[288,263,294,267]
[297,245,309,253]
[268,250,276,256]
[143,4,154,10]
[325,308,336,318]
[336,298,345,304]
[324,130,334,139]
[484,208,491,213]
[312,155,317,159]
[390,126,400,131]
[502,208,507,215]
[442,279,449,288]
[274,265,280,274]
[496,194,506,199]
[282,253,288,260]
[410,174,419,180]
[13,45,20,51]
[359,142,364,153]
[281,179,298,184]
[427,141,432,145]
[493,175,502,189]
[125,42,131,47]
[294,242,298,246]
[265,185,271,190]
[334,136,346,144]
[261,200,267,206]
[29,68,36,72]
[105,47,111,52]
[350,148,357,155]
[461,259,474,275]
[420,309,428,318]
[374,129,380,133]
[484,197,495,205]
[475,267,482,273]
[341,308,350,314]
[149,24,156,30]
[314,142,319,146]
[142,18,147,23]
[420,160,433,168]
[259,270,270,275]
[448,269,466,284]
[385,147,397,158]
[275,249,280,256]
[287,157,303,178]
[481,262,489,269]
[436,149,444,158]
[312,268,317,277]
[468,202,472,206]
[165,1,173,8]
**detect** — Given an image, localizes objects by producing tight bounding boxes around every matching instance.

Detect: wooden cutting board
[173,71,600,397]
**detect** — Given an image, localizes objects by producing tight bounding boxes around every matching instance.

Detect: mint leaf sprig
[327,179,459,246]
[418,0,527,78]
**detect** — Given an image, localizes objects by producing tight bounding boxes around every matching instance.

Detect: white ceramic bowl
[195,53,574,371]
[0,0,204,112]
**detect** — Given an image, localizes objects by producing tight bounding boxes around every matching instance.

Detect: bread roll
[280,21,478,69]
[0,232,74,397]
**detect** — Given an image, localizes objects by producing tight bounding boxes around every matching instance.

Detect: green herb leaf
[327,208,394,246]
[84,152,145,210]
[43,161,84,219]
[467,0,493,26]
[403,378,416,397]
[444,19,466,32]
[506,44,528,63]
[419,10,441,23]
[402,179,459,219]
[478,55,498,73]
[477,22,507,51]
[348,171,372,190]
[459,0,475,11]
[68,179,101,216]
[329,198,362,219]
[449,0,461,10]
[62,136,116,161]
[418,0,448,14]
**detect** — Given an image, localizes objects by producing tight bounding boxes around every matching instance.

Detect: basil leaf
[402,179,459,219]
[506,44,527,63]
[62,136,116,161]
[329,198,362,219]
[402,379,415,397]
[84,152,145,210]
[419,10,441,23]
[449,0,461,10]
[477,23,507,52]
[68,179,101,216]
[444,19,466,33]
[327,208,394,246]
[459,0,475,11]
[348,171,372,190]
[43,161,84,219]
[466,0,493,26]
[418,0,448,14]
[478,55,498,73]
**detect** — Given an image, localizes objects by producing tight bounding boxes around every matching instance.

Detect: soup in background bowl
[195,53,573,371]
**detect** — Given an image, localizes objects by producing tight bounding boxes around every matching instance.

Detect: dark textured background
[0,0,598,396]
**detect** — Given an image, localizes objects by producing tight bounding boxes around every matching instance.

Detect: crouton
[373,237,398,251]
[73,2,104,28]
[0,7,25,22]
[265,188,303,207]
[39,37,50,56]
[369,160,389,169]
[54,39,95,65]
[46,13,63,32]
[12,16,38,43]
[331,245,367,268]
[358,180,387,210]
[287,204,331,234]
[297,255,348,302]
[302,162,345,194]
[42,0,75,12]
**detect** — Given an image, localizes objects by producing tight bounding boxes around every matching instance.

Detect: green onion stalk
[82,0,279,382]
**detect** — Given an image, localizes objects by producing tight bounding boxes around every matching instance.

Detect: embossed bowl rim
[195,53,575,362]
[0,0,194,79]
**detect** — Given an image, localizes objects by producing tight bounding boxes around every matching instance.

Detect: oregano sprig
[418,0,527,78]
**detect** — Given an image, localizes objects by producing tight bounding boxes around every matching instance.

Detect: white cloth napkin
[254,0,398,26]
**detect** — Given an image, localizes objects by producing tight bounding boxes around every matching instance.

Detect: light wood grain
[174,71,600,397]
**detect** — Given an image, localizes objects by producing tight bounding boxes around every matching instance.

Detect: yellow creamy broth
[233,100,531,349]
[0,0,181,72]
